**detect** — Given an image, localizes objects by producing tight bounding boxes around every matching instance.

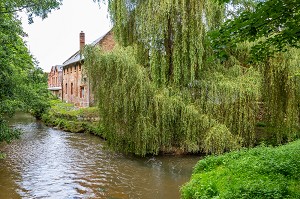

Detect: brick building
[61,30,115,107]
[47,65,63,99]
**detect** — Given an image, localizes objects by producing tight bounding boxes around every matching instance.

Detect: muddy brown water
[0,113,201,199]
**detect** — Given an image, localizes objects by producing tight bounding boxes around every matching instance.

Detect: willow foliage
[86,0,300,155]
[85,47,246,155]
[104,0,224,87]
[260,49,300,143]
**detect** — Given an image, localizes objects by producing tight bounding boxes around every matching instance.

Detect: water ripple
[0,114,200,199]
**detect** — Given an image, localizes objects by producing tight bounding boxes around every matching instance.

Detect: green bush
[181,140,300,199]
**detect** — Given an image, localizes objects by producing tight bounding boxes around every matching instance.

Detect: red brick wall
[62,62,93,107]
[48,66,63,99]
[62,31,115,107]
[48,66,62,88]
[99,31,115,51]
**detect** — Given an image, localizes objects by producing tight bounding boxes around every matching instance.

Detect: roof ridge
[63,51,80,65]
[62,29,112,67]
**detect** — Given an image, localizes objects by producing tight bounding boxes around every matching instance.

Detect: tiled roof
[51,65,62,72]
[62,30,111,67]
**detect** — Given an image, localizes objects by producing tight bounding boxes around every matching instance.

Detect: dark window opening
[71,83,73,95]
[80,86,85,98]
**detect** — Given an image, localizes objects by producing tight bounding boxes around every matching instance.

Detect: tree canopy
[0,0,62,23]
[84,0,300,156]
[211,0,300,61]
[0,0,61,143]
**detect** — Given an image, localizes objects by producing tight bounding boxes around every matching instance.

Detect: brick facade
[47,65,63,99]
[61,30,115,107]
[62,62,90,106]
[98,31,115,51]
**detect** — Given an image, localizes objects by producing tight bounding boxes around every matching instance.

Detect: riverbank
[41,100,103,136]
[41,100,299,156]
[181,139,300,198]
[2,112,199,199]
[41,100,199,155]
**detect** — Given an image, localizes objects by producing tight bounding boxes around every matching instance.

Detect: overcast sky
[21,0,112,72]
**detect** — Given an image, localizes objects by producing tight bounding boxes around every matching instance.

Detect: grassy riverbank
[181,139,300,198]
[41,100,103,135]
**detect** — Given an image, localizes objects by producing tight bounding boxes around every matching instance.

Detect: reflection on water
[0,113,200,199]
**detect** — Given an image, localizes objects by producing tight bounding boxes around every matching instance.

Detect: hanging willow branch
[87,0,300,155]
[103,0,224,87]
[85,46,243,155]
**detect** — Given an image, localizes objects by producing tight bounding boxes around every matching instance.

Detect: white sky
[21,0,112,72]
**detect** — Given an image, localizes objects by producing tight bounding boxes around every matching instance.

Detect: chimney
[80,31,85,52]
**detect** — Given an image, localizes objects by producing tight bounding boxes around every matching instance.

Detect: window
[80,86,84,98]
[79,65,81,71]
[65,83,67,94]
[70,67,72,73]
[71,83,73,95]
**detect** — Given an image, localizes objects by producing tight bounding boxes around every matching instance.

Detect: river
[0,113,200,199]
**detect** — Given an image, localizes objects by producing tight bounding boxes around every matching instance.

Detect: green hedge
[181,140,300,199]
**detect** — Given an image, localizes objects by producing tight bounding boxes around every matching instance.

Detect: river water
[0,113,200,199]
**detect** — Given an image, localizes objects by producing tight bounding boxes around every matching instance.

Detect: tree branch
[0,4,36,14]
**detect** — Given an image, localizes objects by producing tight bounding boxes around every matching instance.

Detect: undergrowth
[181,140,300,199]
[42,100,102,135]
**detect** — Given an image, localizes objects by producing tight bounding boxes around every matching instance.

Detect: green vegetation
[86,0,300,156]
[211,0,300,61]
[0,0,61,146]
[85,46,246,156]
[42,100,102,135]
[181,140,300,198]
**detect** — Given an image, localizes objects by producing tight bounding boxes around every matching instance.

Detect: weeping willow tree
[85,0,300,155]
[259,49,300,143]
[85,46,247,155]
[105,0,225,86]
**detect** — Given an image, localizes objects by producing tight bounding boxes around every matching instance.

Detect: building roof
[51,65,62,72]
[62,30,111,67]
